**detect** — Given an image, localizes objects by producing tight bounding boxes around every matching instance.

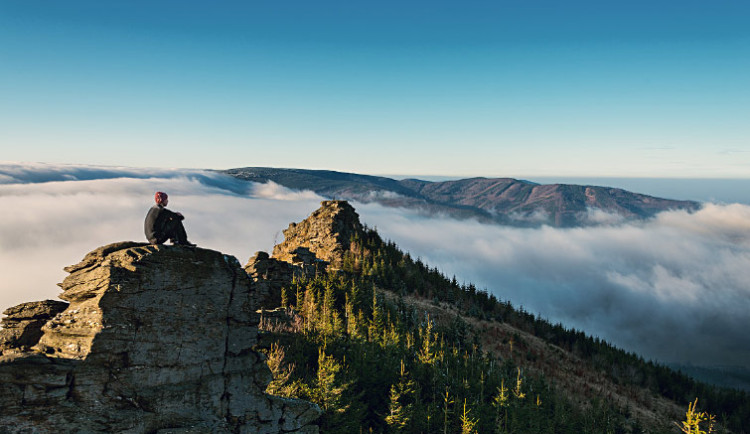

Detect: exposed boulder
[272,200,364,268]
[245,249,327,309]
[0,242,320,433]
[0,300,68,355]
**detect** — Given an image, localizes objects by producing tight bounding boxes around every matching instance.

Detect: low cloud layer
[358,203,750,367]
[0,163,322,310]
[1,163,748,369]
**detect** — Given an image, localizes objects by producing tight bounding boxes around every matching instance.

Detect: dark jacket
[144,204,184,244]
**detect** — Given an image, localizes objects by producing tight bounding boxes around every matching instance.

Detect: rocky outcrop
[0,300,68,355]
[272,200,364,268]
[0,202,368,432]
[245,249,327,309]
[0,242,320,433]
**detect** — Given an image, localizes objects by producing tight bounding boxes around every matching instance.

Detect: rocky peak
[0,242,320,433]
[272,200,364,268]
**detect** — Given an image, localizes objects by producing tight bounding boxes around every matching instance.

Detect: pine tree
[385,318,401,348]
[293,277,304,311]
[676,399,715,434]
[418,318,437,365]
[385,360,415,431]
[302,288,317,334]
[349,281,362,309]
[331,308,343,337]
[280,286,289,309]
[314,346,347,412]
[357,310,367,340]
[345,293,358,338]
[442,387,453,434]
[369,291,384,343]
[513,367,526,400]
[460,399,478,434]
[321,282,335,336]
[492,378,510,433]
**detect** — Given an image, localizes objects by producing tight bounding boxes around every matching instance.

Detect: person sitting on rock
[144,191,196,246]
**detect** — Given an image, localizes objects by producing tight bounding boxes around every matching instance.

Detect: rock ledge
[0,242,320,433]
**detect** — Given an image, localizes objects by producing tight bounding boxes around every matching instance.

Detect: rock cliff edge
[0,242,320,433]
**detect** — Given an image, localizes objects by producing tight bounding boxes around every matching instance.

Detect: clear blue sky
[1,1,748,178]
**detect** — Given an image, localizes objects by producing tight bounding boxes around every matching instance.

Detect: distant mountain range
[223,167,700,227]
[669,364,750,392]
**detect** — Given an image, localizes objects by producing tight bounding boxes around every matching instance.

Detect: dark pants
[153,217,189,245]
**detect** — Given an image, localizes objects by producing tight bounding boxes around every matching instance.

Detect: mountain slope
[223,167,700,227]
[255,200,748,433]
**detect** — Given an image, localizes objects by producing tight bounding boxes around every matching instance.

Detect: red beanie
[154,191,168,204]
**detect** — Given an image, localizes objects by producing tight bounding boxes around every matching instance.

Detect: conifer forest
[260,227,750,433]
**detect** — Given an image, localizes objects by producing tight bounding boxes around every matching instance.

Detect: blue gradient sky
[1,1,748,177]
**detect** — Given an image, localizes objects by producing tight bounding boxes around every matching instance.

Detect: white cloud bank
[358,203,750,368]
[0,163,323,310]
[1,163,748,369]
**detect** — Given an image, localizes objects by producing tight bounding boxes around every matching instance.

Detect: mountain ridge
[223,167,700,227]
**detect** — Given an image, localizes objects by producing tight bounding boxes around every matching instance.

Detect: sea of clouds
[1,162,749,370]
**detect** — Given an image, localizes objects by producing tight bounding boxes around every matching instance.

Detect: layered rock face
[244,249,327,309]
[0,242,320,433]
[272,200,363,268]
[0,300,68,355]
